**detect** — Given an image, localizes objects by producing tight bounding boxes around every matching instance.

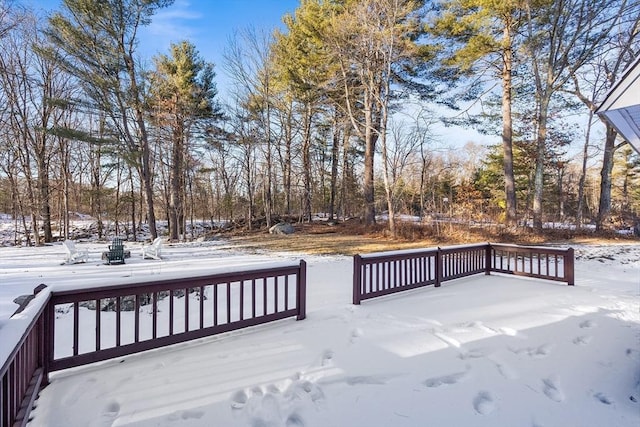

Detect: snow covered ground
[1,239,639,427]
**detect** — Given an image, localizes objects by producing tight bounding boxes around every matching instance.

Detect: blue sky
[30,0,300,99]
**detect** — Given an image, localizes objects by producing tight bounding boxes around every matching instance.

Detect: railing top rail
[358,244,489,261]
[438,243,489,254]
[49,261,304,301]
[358,246,440,261]
[489,243,573,254]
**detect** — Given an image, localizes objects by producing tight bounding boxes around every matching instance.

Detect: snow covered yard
[1,241,639,426]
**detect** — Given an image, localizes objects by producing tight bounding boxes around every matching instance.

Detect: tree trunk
[576,110,593,227]
[283,106,293,215]
[532,92,550,231]
[501,24,517,226]
[38,157,53,243]
[169,121,183,241]
[329,109,341,220]
[341,127,352,219]
[302,102,313,223]
[363,90,376,225]
[129,171,136,240]
[596,125,617,230]
[125,50,158,240]
[264,99,273,229]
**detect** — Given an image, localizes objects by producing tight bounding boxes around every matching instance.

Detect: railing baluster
[200,286,205,329]
[73,302,79,356]
[227,282,232,323]
[135,294,140,343]
[274,276,278,314]
[284,275,289,311]
[95,299,101,351]
[184,288,189,332]
[263,278,267,316]
[116,297,121,346]
[169,290,174,336]
[213,284,218,326]
[384,261,389,289]
[152,292,158,339]
[252,279,256,318]
[240,280,245,321]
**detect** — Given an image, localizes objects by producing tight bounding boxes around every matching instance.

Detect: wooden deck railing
[489,244,574,285]
[2,246,575,427]
[353,243,574,304]
[0,296,47,427]
[1,261,306,427]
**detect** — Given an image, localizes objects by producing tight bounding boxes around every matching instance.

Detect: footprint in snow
[96,400,120,426]
[542,377,565,402]
[424,369,467,388]
[511,344,552,358]
[103,400,120,416]
[350,328,363,344]
[286,412,305,427]
[459,348,486,360]
[488,357,519,380]
[288,379,325,403]
[626,348,640,361]
[572,335,593,346]
[594,392,613,405]
[321,349,334,366]
[579,320,597,329]
[230,390,249,409]
[180,409,204,419]
[472,391,496,415]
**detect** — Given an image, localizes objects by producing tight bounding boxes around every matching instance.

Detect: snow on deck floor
[20,246,639,427]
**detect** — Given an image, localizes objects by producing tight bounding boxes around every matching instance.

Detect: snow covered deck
[1,242,638,426]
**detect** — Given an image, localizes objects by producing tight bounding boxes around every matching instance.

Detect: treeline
[0,0,638,245]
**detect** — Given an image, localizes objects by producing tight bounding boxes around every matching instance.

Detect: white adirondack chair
[141,237,163,260]
[63,240,89,264]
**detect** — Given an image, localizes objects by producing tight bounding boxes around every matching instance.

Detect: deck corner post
[485,243,492,275]
[566,248,575,286]
[435,248,442,287]
[353,255,362,304]
[297,260,307,320]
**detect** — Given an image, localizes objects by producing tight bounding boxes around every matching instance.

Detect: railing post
[565,248,575,286]
[435,248,442,287]
[42,297,55,387]
[485,243,492,275]
[353,255,362,304]
[297,260,307,320]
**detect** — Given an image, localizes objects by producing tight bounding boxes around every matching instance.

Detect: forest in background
[0,0,638,246]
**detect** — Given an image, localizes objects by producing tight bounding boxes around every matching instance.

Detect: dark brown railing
[489,244,574,285]
[0,292,48,427]
[353,243,574,304]
[1,261,306,427]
